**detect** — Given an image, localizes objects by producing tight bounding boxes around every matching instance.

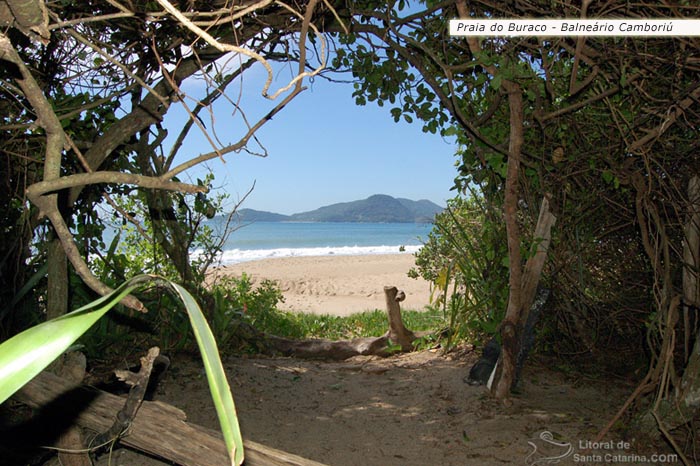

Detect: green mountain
[233,195,442,223]
[232,208,290,222]
[396,198,445,222]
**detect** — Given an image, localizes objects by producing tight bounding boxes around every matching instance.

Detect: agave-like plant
[0,274,244,465]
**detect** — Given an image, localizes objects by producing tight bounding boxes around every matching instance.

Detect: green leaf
[0,275,245,466]
[167,280,244,465]
[0,263,48,322]
[602,170,614,184]
[0,276,149,404]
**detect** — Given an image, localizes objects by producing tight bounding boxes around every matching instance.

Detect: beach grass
[246,306,446,341]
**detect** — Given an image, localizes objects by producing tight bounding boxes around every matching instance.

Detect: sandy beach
[212,254,432,316]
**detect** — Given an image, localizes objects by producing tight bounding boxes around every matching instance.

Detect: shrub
[410,195,509,346]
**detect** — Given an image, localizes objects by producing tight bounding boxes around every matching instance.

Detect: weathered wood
[520,196,557,325]
[14,371,327,466]
[263,285,417,359]
[53,352,91,466]
[91,347,160,448]
[383,286,416,351]
[266,334,391,359]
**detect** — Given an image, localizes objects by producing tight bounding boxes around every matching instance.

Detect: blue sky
[165,63,458,215]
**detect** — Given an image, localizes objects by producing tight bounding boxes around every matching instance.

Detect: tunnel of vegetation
[1,0,699,463]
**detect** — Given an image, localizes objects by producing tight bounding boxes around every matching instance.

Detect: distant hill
[232,195,442,223]
[234,208,290,222]
[396,198,445,222]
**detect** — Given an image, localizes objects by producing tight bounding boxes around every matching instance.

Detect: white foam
[194,244,422,265]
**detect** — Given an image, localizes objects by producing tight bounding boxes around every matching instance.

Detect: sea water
[203,221,433,264]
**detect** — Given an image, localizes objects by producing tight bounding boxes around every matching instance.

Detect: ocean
[204,221,433,264]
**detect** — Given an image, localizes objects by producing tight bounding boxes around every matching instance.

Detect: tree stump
[383,286,416,351]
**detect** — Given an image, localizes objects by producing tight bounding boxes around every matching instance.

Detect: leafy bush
[91,173,230,289]
[410,195,509,346]
[208,274,287,343]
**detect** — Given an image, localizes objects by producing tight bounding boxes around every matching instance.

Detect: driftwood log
[266,285,417,359]
[13,370,327,466]
[384,285,416,350]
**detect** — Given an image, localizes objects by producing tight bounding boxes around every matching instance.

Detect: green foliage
[410,194,508,346]
[336,2,700,375]
[205,275,445,342]
[75,272,284,356]
[92,173,228,288]
[0,275,245,465]
[208,274,286,343]
[282,308,445,341]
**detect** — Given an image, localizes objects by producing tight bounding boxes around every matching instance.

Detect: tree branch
[628,83,700,153]
[1,32,146,312]
[27,172,204,202]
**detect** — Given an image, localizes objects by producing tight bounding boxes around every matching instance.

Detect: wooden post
[383,286,415,351]
[520,196,557,325]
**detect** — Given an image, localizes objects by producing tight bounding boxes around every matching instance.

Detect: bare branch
[64,26,170,108]
[162,84,305,179]
[628,84,700,154]
[155,0,327,100]
[27,172,203,203]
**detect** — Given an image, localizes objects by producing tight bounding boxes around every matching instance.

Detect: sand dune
[212,254,433,316]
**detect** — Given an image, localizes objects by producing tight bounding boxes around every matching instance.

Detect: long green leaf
[0,275,150,404]
[166,280,244,466]
[0,262,49,322]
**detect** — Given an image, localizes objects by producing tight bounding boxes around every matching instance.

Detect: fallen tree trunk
[266,334,393,359]
[13,371,327,466]
[265,285,417,359]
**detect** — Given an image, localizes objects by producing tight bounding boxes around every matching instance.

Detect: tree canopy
[1,0,345,316]
[333,0,700,433]
[1,0,700,457]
